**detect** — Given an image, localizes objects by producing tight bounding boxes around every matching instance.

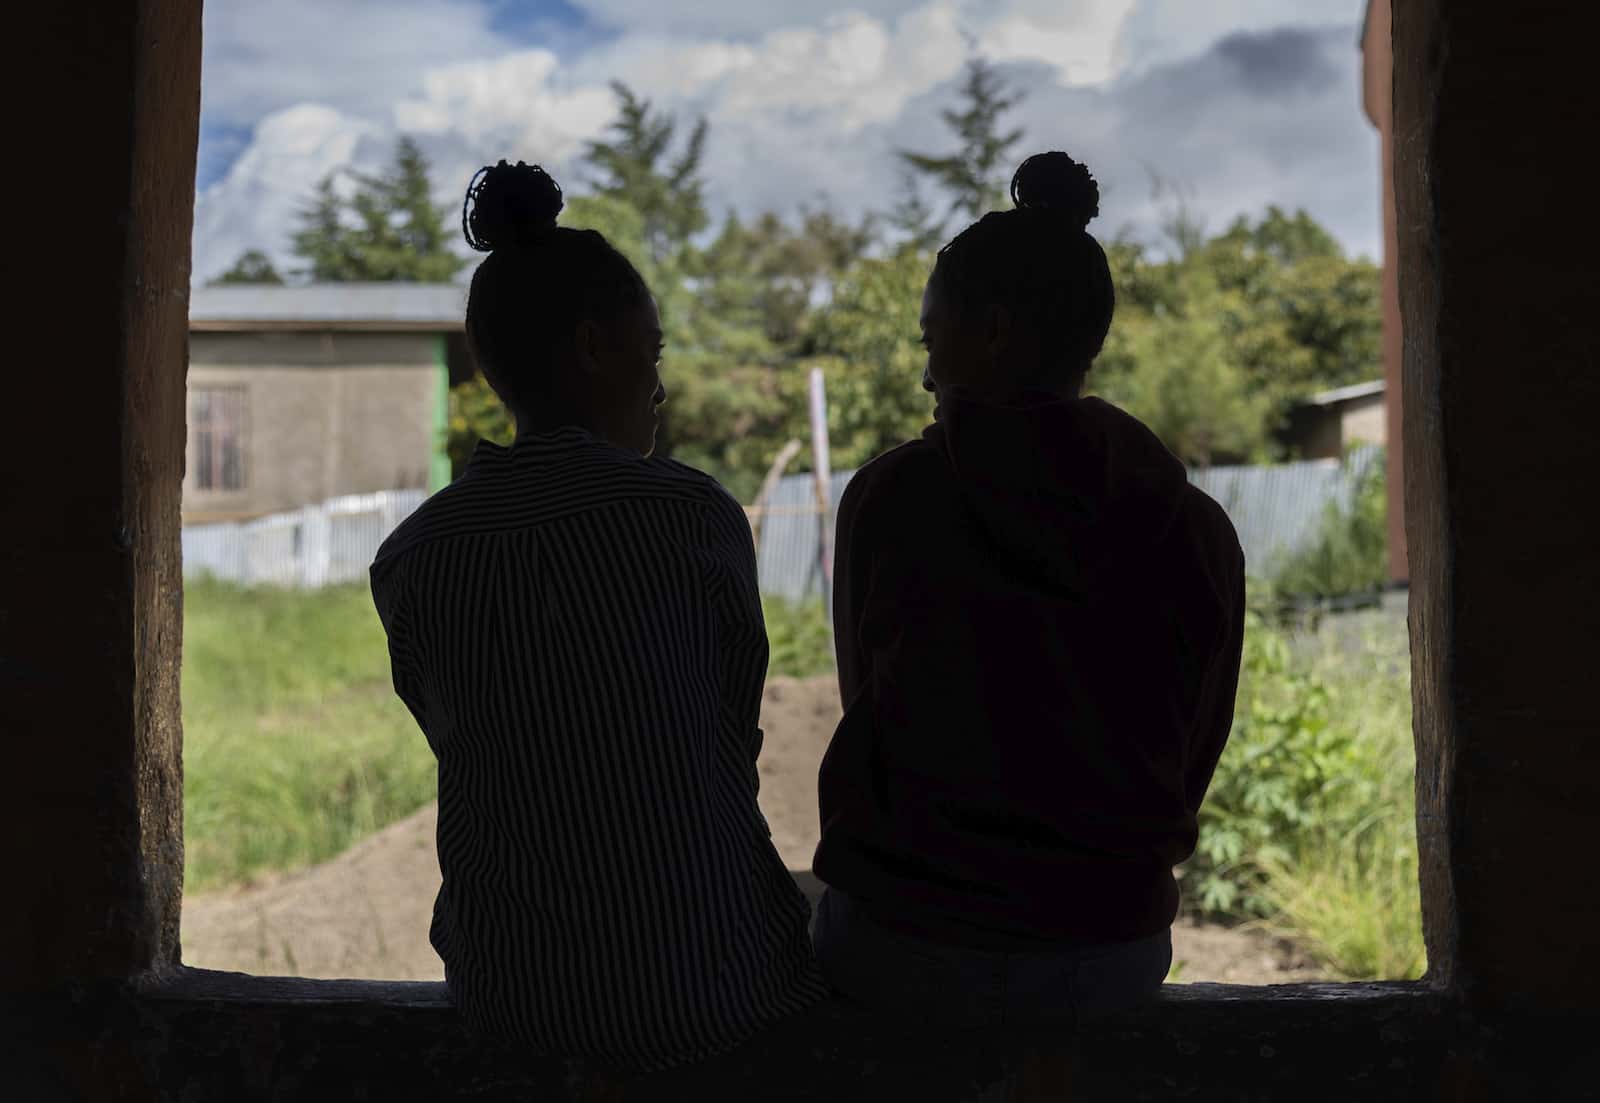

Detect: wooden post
[748,438,803,551]
[808,369,834,628]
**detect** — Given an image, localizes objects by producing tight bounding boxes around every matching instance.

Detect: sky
[191,0,1378,284]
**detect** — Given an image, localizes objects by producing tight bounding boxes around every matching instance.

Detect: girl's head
[463,160,666,455]
[920,151,1115,400]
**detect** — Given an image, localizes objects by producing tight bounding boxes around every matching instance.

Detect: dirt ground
[183,675,1325,985]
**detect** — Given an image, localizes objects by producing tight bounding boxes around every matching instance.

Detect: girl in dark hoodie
[810,152,1247,1028]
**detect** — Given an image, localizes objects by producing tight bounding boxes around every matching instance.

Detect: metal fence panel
[181,447,1380,596]
[751,446,1383,602]
[1188,445,1382,577]
[182,489,428,588]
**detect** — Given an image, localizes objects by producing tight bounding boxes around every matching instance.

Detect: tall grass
[1188,601,1424,980]
[182,579,436,893]
[1254,615,1425,979]
[183,584,840,893]
[184,582,1425,981]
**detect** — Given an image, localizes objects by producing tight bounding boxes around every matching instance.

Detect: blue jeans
[810,887,1170,1032]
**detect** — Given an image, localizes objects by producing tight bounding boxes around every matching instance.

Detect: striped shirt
[369,427,827,1070]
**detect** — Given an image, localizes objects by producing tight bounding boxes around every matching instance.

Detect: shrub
[1271,447,1388,600]
[1186,605,1425,978]
[1187,611,1352,917]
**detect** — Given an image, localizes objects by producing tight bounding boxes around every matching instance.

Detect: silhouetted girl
[812,152,1247,1027]
[370,161,825,1071]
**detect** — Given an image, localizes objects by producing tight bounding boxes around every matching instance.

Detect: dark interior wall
[3,0,199,990]
[1394,0,1600,1013]
[6,0,1600,1097]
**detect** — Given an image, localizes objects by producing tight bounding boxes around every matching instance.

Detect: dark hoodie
[813,389,1246,950]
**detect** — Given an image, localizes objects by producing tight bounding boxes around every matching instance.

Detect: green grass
[183,583,1426,982]
[182,579,436,893]
[762,595,835,678]
[1253,615,1426,980]
[182,584,839,893]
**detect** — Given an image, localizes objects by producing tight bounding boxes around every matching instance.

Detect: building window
[192,387,247,492]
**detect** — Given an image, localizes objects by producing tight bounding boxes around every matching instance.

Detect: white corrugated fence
[182,446,1382,598]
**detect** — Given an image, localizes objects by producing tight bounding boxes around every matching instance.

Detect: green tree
[793,247,937,470]
[885,170,945,254]
[1088,236,1271,465]
[1088,205,1381,464]
[290,137,466,283]
[211,249,285,285]
[1194,207,1381,446]
[899,57,1026,226]
[702,205,876,347]
[584,82,710,267]
[290,177,358,281]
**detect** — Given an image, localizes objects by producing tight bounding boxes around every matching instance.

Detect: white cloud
[1113,0,1365,76]
[1011,26,1381,261]
[394,50,618,154]
[192,1,1381,282]
[193,105,380,281]
[200,0,512,129]
[975,0,1137,84]
[564,0,930,39]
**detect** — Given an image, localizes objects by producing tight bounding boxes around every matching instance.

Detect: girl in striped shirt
[371,161,826,1071]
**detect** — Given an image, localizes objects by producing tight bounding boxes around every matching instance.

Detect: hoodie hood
[922,388,1189,601]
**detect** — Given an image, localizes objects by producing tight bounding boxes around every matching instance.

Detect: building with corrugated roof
[1285,379,1387,459]
[185,283,470,523]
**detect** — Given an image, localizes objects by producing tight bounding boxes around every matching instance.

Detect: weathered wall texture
[1363,0,1407,583]
[185,333,438,522]
[3,0,196,991]
[1340,399,1387,453]
[8,1,1600,1098]
[10,976,1459,1102]
[1395,0,1600,1012]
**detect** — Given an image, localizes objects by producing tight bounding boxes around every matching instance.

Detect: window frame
[187,383,250,496]
[17,0,1597,1096]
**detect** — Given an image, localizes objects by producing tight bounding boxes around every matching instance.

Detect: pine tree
[290,176,358,281]
[898,57,1026,224]
[584,82,710,266]
[211,249,285,285]
[289,137,466,282]
[885,170,945,254]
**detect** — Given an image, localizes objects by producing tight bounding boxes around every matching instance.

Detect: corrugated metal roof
[1302,379,1385,407]
[189,283,467,330]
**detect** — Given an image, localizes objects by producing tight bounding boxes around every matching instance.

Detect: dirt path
[183,675,1324,985]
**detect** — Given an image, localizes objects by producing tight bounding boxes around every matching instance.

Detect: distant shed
[1284,380,1387,460]
[185,283,471,523]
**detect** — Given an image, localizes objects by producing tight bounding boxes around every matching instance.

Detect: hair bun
[463,159,564,252]
[1010,152,1099,232]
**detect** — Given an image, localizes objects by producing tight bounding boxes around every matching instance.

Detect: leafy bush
[1186,605,1425,979]
[1271,448,1389,600]
[1254,618,1424,979]
[1188,612,1349,916]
